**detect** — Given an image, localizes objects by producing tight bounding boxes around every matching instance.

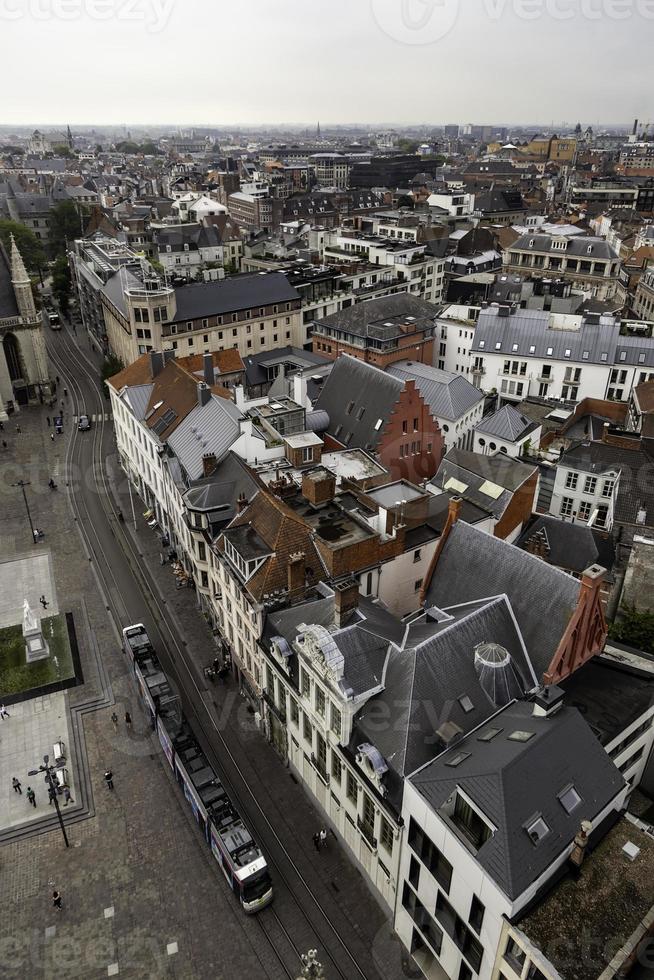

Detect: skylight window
[458,695,474,713]
[558,785,582,814]
[495,342,502,350]
[477,728,502,742]
[508,730,534,742]
[564,349,571,358]
[582,351,589,360]
[479,340,485,349]
[601,352,608,362]
[529,345,535,354]
[374,418,384,430]
[546,347,553,356]
[445,751,471,768]
[512,343,519,352]
[525,815,550,844]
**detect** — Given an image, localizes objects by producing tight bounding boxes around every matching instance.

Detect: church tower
[67,124,74,150]
[10,235,36,320]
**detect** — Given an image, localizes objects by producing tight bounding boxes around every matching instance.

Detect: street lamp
[11,480,36,543]
[28,754,69,848]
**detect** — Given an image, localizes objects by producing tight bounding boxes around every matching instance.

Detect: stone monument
[22,599,50,663]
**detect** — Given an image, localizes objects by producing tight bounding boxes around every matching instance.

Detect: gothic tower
[10,235,36,320]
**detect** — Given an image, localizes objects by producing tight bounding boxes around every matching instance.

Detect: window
[468,895,485,933]
[409,854,420,888]
[413,417,419,431]
[290,698,299,725]
[402,420,408,434]
[331,704,342,738]
[558,785,582,813]
[458,964,473,980]
[565,471,578,490]
[303,713,312,743]
[453,795,492,850]
[525,815,550,844]
[414,579,422,592]
[560,497,573,518]
[346,770,358,804]
[584,476,597,494]
[504,937,526,974]
[361,793,375,840]
[578,500,592,521]
[331,752,342,784]
[413,549,421,564]
[602,479,615,497]
[316,732,327,778]
[380,816,394,855]
[403,884,443,958]
[408,817,452,892]
[315,686,326,717]
[301,668,310,698]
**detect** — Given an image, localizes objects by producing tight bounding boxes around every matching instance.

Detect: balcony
[537,373,553,383]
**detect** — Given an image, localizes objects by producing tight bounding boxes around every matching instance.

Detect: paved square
[0,693,73,830]
[0,553,58,629]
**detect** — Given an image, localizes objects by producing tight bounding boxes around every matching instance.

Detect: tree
[1,145,24,155]
[609,607,654,654]
[0,220,47,275]
[48,200,84,256]
[52,144,74,158]
[101,353,124,383]
[51,254,72,317]
[396,138,420,154]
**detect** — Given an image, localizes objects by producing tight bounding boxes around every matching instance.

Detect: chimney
[301,468,336,507]
[163,348,176,364]
[197,382,211,407]
[334,578,359,628]
[569,820,593,870]
[602,421,610,443]
[532,684,564,717]
[236,492,248,513]
[418,496,461,606]
[149,350,164,377]
[202,453,216,477]
[203,352,214,387]
[287,551,306,598]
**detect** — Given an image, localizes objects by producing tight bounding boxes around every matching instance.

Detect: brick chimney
[334,578,359,628]
[203,352,214,387]
[202,453,217,477]
[302,468,336,507]
[544,563,607,685]
[287,551,306,598]
[602,421,610,443]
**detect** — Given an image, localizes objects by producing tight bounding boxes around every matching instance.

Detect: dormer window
[558,784,582,814]
[529,239,535,248]
[525,814,550,845]
[587,244,593,254]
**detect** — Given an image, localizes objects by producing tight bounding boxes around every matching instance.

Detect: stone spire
[10,235,30,285]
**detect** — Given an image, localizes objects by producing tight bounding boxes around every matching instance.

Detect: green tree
[609,607,654,654]
[396,138,420,154]
[0,220,47,274]
[52,144,74,158]
[1,145,24,155]
[48,200,84,256]
[101,353,124,383]
[51,254,72,316]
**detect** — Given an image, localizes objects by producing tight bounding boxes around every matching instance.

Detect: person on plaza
[104,769,114,790]
[46,416,50,426]
[39,595,49,609]
[312,832,321,852]
[319,828,328,848]
[0,704,9,719]
[55,376,60,385]
[124,710,132,728]
[48,478,57,490]
[50,432,55,442]
[26,786,36,807]
[111,711,118,730]
[12,777,22,794]
[63,388,68,398]
[48,786,57,806]
[15,424,21,434]
[63,786,74,806]
[52,891,62,911]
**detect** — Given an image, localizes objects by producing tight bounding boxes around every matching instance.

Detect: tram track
[47,325,383,980]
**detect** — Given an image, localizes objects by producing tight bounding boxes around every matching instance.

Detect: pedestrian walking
[50,432,55,442]
[63,388,68,398]
[12,777,22,794]
[46,416,50,427]
[111,711,118,730]
[15,424,21,434]
[0,704,9,719]
[2,441,7,450]
[312,832,321,852]
[63,786,74,806]
[39,595,49,610]
[0,420,3,430]
[319,828,328,848]
[124,710,132,728]
[60,400,64,410]
[55,376,60,385]
[52,891,62,911]
[48,786,57,805]
[104,769,114,790]
[26,787,36,807]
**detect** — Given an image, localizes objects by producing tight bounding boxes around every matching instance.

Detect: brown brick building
[311,294,436,368]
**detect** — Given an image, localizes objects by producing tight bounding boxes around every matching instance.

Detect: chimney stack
[202,453,217,477]
[163,348,176,365]
[149,350,164,378]
[602,421,610,443]
[203,352,214,387]
[197,382,211,407]
[334,578,359,628]
[287,551,306,598]
[301,468,336,507]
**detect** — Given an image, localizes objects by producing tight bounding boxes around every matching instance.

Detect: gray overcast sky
[1,0,651,126]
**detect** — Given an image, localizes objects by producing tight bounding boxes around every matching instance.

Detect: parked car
[78,414,91,431]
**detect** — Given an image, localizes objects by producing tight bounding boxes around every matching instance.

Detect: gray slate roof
[314,294,438,339]
[167,394,243,480]
[183,452,261,528]
[410,701,625,900]
[559,439,654,526]
[476,404,538,442]
[517,515,616,580]
[424,521,580,681]
[121,384,153,421]
[387,360,483,421]
[314,355,404,450]
[172,272,300,322]
[510,233,619,259]
[472,307,622,365]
